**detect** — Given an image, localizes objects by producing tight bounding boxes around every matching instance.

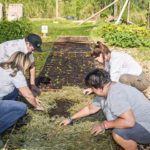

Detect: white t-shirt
[0,67,27,98]
[105,51,142,82]
[0,39,34,63]
[93,83,150,132]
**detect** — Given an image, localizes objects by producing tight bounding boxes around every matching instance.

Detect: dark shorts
[113,123,150,144]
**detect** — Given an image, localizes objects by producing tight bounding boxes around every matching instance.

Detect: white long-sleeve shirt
[105,51,142,82]
[0,39,34,63]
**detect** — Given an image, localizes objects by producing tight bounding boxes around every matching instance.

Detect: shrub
[104,31,141,48]
[99,23,150,48]
[0,19,32,43]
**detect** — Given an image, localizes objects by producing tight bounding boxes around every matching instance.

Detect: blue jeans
[0,88,27,134]
[2,88,19,100]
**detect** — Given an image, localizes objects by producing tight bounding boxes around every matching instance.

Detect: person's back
[0,33,43,99]
[110,51,142,79]
[0,67,27,99]
[0,39,28,63]
[91,41,150,91]
[106,82,150,132]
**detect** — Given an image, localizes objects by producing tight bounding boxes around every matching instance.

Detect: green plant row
[100,24,150,48]
[0,19,32,43]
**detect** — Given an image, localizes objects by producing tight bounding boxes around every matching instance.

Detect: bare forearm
[24,92,37,107]
[104,118,135,129]
[71,106,91,120]
[60,104,100,126]
[71,104,100,120]
[19,87,37,107]
[30,66,36,85]
[104,110,136,129]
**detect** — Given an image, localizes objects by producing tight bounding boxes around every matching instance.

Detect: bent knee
[112,131,120,140]
[119,74,129,83]
[15,102,27,116]
[112,130,127,143]
[119,74,131,85]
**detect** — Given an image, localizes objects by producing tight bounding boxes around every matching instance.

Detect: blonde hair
[0,51,32,77]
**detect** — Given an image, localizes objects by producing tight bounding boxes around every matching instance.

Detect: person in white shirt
[0,51,43,109]
[0,33,42,96]
[90,41,150,91]
[0,51,43,147]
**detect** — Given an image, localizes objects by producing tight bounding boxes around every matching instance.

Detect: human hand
[31,85,41,97]
[35,98,41,105]
[60,118,73,126]
[83,88,93,95]
[34,98,44,111]
[35,104,44,111]
[91,122,105,136]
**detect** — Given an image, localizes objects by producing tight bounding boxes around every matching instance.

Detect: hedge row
[97,24,150,48]
[0,19,32,43]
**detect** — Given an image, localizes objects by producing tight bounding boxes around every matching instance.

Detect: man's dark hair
[85,69,111,89]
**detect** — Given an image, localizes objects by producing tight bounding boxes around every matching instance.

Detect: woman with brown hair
[90,41,150,91]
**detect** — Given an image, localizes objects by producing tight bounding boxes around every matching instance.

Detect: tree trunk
[56,0,59,18]
[114,1,118,19]
[127,0,130,22]
[148,2,150,29]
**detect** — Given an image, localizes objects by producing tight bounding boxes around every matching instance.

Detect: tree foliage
[0,0,149,19]
[0,19,32,43]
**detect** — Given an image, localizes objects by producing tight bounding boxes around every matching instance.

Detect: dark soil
[37,36,95,89]
[37,51,94,89]
[48,99,74,117]
[36,76,51,91]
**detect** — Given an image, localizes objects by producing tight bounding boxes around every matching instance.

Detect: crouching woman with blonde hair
[0,51,43,144]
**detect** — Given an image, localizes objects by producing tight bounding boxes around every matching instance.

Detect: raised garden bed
[37,51,94,89]
[37,36,95,89]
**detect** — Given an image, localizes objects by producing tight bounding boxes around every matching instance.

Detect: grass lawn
[31,20,97,42]
[3,87,119,150]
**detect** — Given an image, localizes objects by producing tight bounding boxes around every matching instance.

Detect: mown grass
[34,51,51,76]
[31,20,97,42]
[3,87,119,150]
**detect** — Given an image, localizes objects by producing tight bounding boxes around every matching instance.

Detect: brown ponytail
[91,41,111,66]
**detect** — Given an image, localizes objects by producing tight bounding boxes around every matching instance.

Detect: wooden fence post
[148,2,150,29]
[127,0,130,23]
[56,0,59,18]
[114,2,118,19]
